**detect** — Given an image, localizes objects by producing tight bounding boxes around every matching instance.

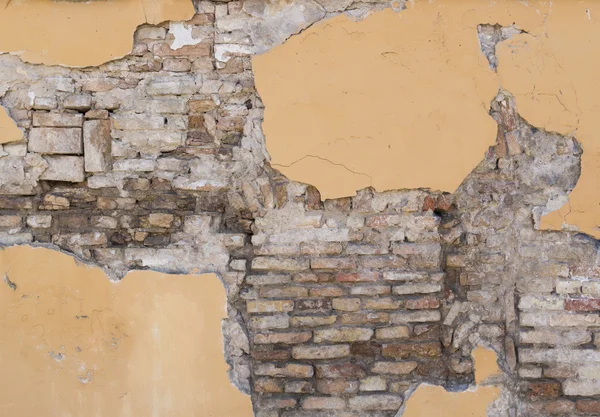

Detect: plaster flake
[169,21,203,50]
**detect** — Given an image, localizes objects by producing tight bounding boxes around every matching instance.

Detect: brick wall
[0,1,599,416]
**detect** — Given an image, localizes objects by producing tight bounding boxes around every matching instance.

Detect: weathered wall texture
[0,246,253,416]
[0,0,600,416]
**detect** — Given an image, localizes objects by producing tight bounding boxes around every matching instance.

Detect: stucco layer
[402,347,502,417]
[255,0,600,238]
[0,246,252,417]
[0,0,194,67]
[0,106,22,144]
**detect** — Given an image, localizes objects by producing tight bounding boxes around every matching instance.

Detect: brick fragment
[382,342,442,359]
[292,345,350,360]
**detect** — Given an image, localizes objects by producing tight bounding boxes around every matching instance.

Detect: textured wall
[0,0,599,416]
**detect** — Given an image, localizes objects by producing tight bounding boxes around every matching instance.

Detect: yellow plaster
[255,0,600,238]
[401,347,502,417]
[0,106,22,144]
[0,0,194,67]
[0,246,253,417]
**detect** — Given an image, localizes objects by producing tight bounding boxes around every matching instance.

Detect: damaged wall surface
[1,0,600,416]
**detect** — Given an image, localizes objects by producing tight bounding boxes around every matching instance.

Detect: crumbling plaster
[254,0,600,239]
[0,0,600,416]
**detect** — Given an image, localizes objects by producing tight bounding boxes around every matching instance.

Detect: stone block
[313,328,373,343]
[40,156,84,182]
[28,128,82,154]
[83,119,111,172]
[348,395,403,410]
[32,112,83,127]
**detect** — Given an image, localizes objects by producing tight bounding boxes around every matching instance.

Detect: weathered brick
[340,312,389,325]
[252,346,291,362]
[405,296,440,309]
[291,316,337,327]
[249,314,290,330]
[302,396,345,410]
[336,272,379,282]
[253,257,309,271]
[292,345,350,360]
[285,380,314,393]
[349,285,390,296]
[371,361,418,375]
[332,298,361,311]
[348,395,403,410]
[316,379,359,395]
[564,379,600,396]
[248,300,295,313]
[0,215,21,228]
[565,298,600,311]
[255,363,314,378]
[300,242,343,255]
[382,342,442,359]
[309,286,344,297]
[316,363,367,379]
[383,271,429,281]
[254,332,312,345]
[257,396,297,409]
[375,326,409,340]
[392,283,442,295]
[359,376,387,391]
[296,299,331,313]
[524,381,561,398]
[391,310,441,323]
[576,400,600,414]
[314,328,373,343]
[261,286,309,298]
[310,257,357,270]
[255,378,285,393]
[364,298,401,310]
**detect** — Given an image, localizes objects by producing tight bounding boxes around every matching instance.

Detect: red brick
[340,312,389,325]
[577,399,600,413]
[252,345,291,361]
[405,296,440,310]
[310,286,344,297]
[566,298,600,311]
[525,381,561,399]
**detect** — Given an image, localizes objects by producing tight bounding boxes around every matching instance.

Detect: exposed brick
[340,312,389,325]
[375,326,409,340]
[332,298,361,311]
[255,363,314,378]
[261,287,309,298]
[316,363,367,379]
[405,296,440,309]
[371,361,418,375]
[311,257,357,270]
[292,345,350,360]
[254,332,312,345]
[301,396,345,410]
[247,300,295,313]
[382,342,442,359]
[316,379,359,395]
[565,298,600,311]
[314,328,373,343]
[291,316,337,327]
[576,400,600,414]
[336,272,378,282]
[348,394,403,410]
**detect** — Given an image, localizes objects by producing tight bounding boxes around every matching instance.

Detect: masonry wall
[1,0,600,416]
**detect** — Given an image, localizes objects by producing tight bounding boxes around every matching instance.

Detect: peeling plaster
[169,21,203,50]
[0,106,22,144]
[0,0,194,67]
[0,246,253,417]
[254,0,600,238]
[400,347,503,417]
